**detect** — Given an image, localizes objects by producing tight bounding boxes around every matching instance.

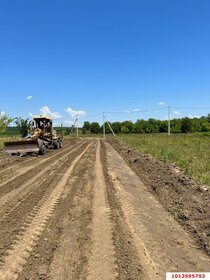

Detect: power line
[78,106,210,120]
[171,106,210,110]
[103,111,131,114]
[104,107,168,114]
[83,113,103,118]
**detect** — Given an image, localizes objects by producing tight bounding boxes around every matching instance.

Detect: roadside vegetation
[1,113,210,187]
[79,114,210,135]
[0,112,14,149]
[118,133,210,186]
[0,127,21,149]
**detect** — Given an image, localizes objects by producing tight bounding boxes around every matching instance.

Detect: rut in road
[17,139,145,280]
[0,140,77,175]
[0,141,92,280]
[47,139,144,280]
[18,140,97,280]
[0,141,91,262]
[0,140,88,216]
[0,157,34,175]
[0,139,83,190]
[0,139,149,280]
[87,139,118,280]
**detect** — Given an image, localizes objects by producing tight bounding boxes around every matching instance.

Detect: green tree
[65,127,71,135]
[159,121,168,133]
[90,122,101,134]
[180,118,192,133]
[170,119,181,133]
[15,117,32,137]
[82,121,91,133]
[0,112,13,133]
[134,119,144,133]
[121,126,129,134]
[104,122,112,134]
[201,121,210,132]
[111,122,121,134]
[148,118,159,133]
[121,121,134,133]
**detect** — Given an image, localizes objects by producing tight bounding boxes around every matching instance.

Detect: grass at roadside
[117,133,210,186]
[0,137,11,149]
[0,136,21,149]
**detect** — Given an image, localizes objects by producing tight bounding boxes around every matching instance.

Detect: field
[0,137,15,149]
[0,128,21,149]
[0,138,210,279]
[118,133,210,186]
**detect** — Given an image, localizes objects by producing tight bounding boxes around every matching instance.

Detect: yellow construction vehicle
[4,116,62,155]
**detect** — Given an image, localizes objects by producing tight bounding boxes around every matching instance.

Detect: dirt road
[0,139,209,280]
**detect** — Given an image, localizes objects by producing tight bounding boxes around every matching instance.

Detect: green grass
[0,133,21,149]
[117,133,210,186]
[0,136,14,149]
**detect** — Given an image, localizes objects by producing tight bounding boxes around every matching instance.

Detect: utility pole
[76,113,79,138]
[168,105,171,136]
[104,115,115,137]
[60,123,64,139]
[103,112,105,138]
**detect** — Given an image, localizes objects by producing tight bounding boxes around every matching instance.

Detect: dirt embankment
[107,138,210,256]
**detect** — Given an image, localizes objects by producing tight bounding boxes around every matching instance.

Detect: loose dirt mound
[107,138,210,256]
[0,150,21,169]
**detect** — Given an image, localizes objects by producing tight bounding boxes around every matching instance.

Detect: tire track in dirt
[0,140,72,174]
[0,141,88,215]
[100,140,145,280]
[87,139,118,280]
[19,141,96,280]
[0,140,72,173]
[0,157,34,175]
[0,141,91,262]
[0,140,82,189]
[0,141,92,280]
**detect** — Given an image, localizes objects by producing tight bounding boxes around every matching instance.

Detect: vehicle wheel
[38,141,46,155]
[58,139,63,148]
[53,140,59,149]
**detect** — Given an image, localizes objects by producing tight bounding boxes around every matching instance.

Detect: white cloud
[52,122,60,127]
[26,96,32,100]
[125,110,130,113]
[173,111,182,116]
[158,102,165,105]
[29,112,33,118]
[40,106,62,119]
[64,120,74,126]
[0,111,5,117]
[188,114,200,119]
[132,108,140,112]
[65,107,86,118]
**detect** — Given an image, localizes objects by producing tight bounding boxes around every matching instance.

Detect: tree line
[1,113,210,137]
[77,114,210,134]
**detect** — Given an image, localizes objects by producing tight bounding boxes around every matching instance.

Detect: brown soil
[107,138,210,256]
[0,138,209,280]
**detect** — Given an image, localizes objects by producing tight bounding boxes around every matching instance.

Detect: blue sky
[0,0,210,125]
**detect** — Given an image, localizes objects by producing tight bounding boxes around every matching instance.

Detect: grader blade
[4,140,39,155]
